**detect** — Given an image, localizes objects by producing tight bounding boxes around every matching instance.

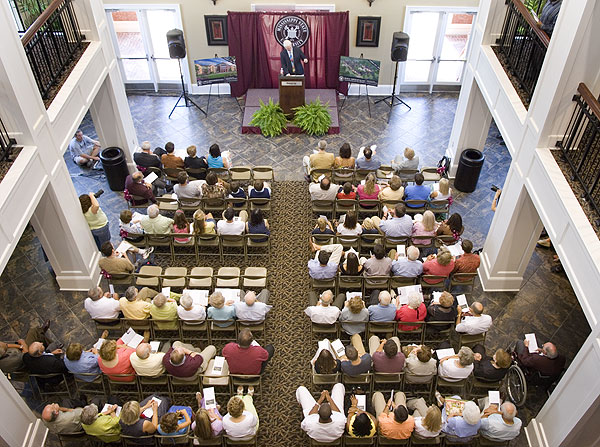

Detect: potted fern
[293,99,332,136]
[250,98,288,137]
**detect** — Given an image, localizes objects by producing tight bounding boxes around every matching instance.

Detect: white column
[0,373,47,446]
[446,77,493,177]
[478,165,543,291]
[30,166,101,291]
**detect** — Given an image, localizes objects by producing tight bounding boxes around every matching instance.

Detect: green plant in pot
[293,99,332,136]
[250,98,288,137]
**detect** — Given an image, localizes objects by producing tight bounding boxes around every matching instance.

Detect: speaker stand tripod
[168,58,207,119]
[374,61,411,119]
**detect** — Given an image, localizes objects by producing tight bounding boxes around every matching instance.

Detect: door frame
[401,6,477,92]
[251,4,335,12]
[104,4,192,92]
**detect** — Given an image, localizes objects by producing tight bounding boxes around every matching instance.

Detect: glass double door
[106,8,183,91]
[402,8,477,91]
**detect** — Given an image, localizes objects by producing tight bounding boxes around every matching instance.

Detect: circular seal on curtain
[274,16,310,47]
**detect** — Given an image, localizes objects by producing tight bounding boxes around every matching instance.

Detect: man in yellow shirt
[372,391,415,440]
[129,342,166,376]
[303,140,334,181]
[119,286,157,320]
[149,293,178,330]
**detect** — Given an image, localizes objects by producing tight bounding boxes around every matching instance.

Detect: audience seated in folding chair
[177,292,206,321]
[162,340,216,380]
[396,293,427,331]
[340,251,363,276]
[234,290,271,324]
[361,244,392,283]
[373,203,413,238]
[223,328,274,375]
[472,344,512,382]
[202,171,229,199]
[161,142,184,169]
[184,145,208,177]
[84,286,121,321]
[193,390,224,440]
[356,145,380,170]
[403,345,437,384]
[246,209,270,242]
[312,346,341,374]
[120,209,146,243]
[339,295,369,335]
[336,181,356,200]
[305,290,344,325]
[437,345,474,382]
[249,180,271,199]
[217,207,247,235]
[149,293,178,330]
[98,338,136,382]
[99,241,151,275]
[223,388,259,440]
[340,338,372,376]
[334,142,355,170]
[426,291,458,331]
[207,291,236,327]
[193,209,217,234]
[392,147,419,172]
[174,171,203,206]
[308,242,343,280]
[391,245,423,278]
[135,140,163,170]
[297,383,346,442]
[455,301,492,336]
[357,173,381,206]
[41,399,86,434]
[304,140,335,181]
[207,143,231,169]
[480,401,522,442]
[406,398,442,438]
[64,341,102,381]
[423,247,455,283]
[120,395,171,443]
[429,177,452,204]
[120,286,157,320]
[360,217,380,243]
[367,290,396,320]
[157,404,192,436]
[347,393,377,438]
[436,212,464,241]
[336,210,362,237]
[372,390,414,440]
[126,171,157,205]
[23,336,68,380]
[452,239,481,276]
[412,210,437,245]
[404,173,430,207]
[141,204,174,234]
[309,176,339,201]
[129,342,167,377]
[312,216,335,239]
[81,401,122,443]
[441,398,481,442]
[369,336,404,373]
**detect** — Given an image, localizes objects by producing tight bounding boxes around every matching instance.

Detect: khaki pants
[138,287,158,302]
[368,335,401,355]
[407,397,433,417]
[350,333,366,357]
[372,391,407,417]
[308,291,345,309]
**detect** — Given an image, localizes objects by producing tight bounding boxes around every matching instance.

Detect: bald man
[233,289,271,323]
[480,401,522,441]
[41,401,85,434]
[280,39,308,76]
[367,290,397,320]
[516,338,565,379]
[125,171,156,205]
[304,290,345,324]
[23,334,68,385]
[129,342,167,377]
[297,385,346,442]
[455,301,492,335]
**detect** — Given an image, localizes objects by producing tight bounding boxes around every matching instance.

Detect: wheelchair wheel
[507,364,527,407]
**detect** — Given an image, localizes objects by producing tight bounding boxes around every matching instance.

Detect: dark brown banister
[577,83,600,122]
[20,0,63,46]
[509,0,550,48]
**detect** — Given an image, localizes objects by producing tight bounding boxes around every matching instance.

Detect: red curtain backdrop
[227,11,349,97]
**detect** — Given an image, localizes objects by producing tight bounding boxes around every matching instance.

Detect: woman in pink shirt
[422,248,455,284]
[172,210,191,243]
[412,211,437,246]
[396,294,427,331]
[357,173,381,207]
[98,339,136,382]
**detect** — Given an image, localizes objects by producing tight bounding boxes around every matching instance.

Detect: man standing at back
[304,140,334,181]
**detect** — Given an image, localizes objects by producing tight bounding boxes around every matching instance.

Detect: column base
[55,251,102,291]
[524,418,547,447]
[24,419,48,447]
[478,251,524,292]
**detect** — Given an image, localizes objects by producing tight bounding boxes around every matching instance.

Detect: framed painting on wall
[356,16,381,47]
[205,15,228,45]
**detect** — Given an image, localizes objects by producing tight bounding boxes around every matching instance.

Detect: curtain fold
[227,11,349,97]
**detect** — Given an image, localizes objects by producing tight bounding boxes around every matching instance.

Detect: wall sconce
[367,0,374,6]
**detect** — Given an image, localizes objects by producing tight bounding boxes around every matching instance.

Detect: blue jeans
[91,223,111,250]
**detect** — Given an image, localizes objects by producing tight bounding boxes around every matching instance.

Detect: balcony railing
[496,0,549,108]
[557,83,600,226]
[0,117,16,161]
[21,0,84,104]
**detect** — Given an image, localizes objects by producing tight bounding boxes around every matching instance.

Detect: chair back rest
[390,276,417,288]
[312,199,335,208]
[451,273,478,284]
[405,200,428,209]
[357,199,380,210]
[164,167,185,178]
[221,234,245,244]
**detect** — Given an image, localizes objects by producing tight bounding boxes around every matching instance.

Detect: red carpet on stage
[242,89,340,135]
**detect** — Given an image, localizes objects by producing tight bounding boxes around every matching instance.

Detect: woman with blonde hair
[422,247,455,283]
[120,395,171,443]
[207,291,235,327]
[356,173,380,207]
[98,339,135,382]
[379,175,405,204]
[339,295,369,335]
[222,388,259,440]
[192,209,216,235]
[412,210,437,246]
[407,398,442,438]
[192,391,223,441]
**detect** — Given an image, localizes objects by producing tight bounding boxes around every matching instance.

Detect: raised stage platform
[242,88,340,134]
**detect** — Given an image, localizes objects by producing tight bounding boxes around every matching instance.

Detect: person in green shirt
[150,293,178,330]
[81,403,121,443]
[79,193,111,250]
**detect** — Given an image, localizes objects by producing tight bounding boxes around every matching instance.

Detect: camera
[490,185,499,192]
[94,189,104,198]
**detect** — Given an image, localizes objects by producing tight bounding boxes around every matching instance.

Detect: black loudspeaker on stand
[166,28,206,119]
[375,31,411,116]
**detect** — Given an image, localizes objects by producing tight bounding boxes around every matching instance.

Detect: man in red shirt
[124,171,156,205]
[222,329,274,375]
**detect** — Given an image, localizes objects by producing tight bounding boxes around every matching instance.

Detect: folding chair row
[311,166,441,185]
[156,195,272,215]
[311,198,450,219]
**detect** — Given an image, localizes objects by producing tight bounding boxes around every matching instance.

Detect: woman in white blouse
[407,398,443,438]
[336,211,363,236]
[222,387,259,440]
[438,346,474,382]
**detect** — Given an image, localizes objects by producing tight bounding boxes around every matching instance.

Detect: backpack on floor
[437,156,451,178]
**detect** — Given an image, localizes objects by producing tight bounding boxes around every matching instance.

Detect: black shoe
[41,320,50,332]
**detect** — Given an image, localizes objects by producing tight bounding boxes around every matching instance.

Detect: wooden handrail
[509,0,550,48]
[577,83,600,122]
[21,0,65,46]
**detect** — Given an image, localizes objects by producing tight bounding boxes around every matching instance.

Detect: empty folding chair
[188,267,213,289]
[135,265,163,289]
[216,267,241,288]
[243,267,267,289]
[161,266,188,291]
[246,233,271,258]
[156,194,179,213]
[220,234,247,262]
[251,166,274,182]
[146,234,173,262]
[229,166,252,183]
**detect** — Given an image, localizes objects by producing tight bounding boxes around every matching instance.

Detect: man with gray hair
[280,39,308,75]
[177,292,206,321]
[304,290,345,324]
[81,403,121,442]
[391,245,424,277]
[304,140,334,181]
[125,170,156,205]
[234,289,272,323]
[84,286,121,320]
[140,204,174,234]
[134,140,162,169]
[367,290,397,321]
[480,401,522,441]
[41,402,84,433]
[119,286,158,320]
[129,341,167,376]
[149,293,178,330]
[516,337,565,378]
[455,301,492,335]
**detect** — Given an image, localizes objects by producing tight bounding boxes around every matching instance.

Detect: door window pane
[439,13,473,60]
[122,59,150,81]
[146,10,178,59]
[155,59,180,81]
[436,61,464,82]
[404,61,431,83]
[406,12,439,60]
[111,11,145,58]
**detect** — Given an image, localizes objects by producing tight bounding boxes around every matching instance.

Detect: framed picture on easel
[356,16,381,47]
[205,15,228,46]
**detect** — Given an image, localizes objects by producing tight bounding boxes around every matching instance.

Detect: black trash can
[454,148,485,193]
[99,147,129,191]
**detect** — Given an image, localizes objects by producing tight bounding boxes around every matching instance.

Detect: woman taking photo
[79,192,110,250]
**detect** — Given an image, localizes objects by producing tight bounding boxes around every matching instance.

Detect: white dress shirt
[304,305,341,324]
[438,358,473,382]
[84,297,121,319]
[177,305,206,321]
[455,314,492,335]
[217,220,245,235]
[234,301,272,322]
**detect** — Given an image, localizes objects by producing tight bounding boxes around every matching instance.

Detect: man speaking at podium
[280,39,308,75]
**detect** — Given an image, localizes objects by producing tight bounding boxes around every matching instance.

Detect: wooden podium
[279,75,305,118]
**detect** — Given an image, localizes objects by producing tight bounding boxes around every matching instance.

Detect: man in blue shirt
[355,146,380,170]
[68,130,100,167]
[404,173,430,207]
[308,243,343,280]
[391,246,423,277]
[479,402,522,441]
[374,203,413,238]
[367,291,397,320]
[64,340,102,382]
